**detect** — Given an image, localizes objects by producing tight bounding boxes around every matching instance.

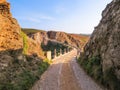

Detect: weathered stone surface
[47,31,89,50]
[27,31,48,45]
[80,0,120,89]
[0,1,46,90]
[0,0,6,3]
[0,1,22,51]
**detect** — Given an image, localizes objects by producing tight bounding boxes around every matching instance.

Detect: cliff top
[0,0,6,3]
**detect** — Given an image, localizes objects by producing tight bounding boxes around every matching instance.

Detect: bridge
[44,37,81,60]
[31,37,103,90]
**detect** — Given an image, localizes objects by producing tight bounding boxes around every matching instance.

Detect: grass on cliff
[20,31,28,54]
[78,56,120,90]
[21,28,45,34]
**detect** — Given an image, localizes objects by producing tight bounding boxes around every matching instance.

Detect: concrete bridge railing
[44,37,81,60]
[46,48,73,60]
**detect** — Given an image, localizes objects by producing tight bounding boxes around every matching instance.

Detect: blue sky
[8,0,112,34]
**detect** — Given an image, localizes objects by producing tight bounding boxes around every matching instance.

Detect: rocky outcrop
[0,1,22,51]
[80,0,120,90]
[47,31,89,50]
[22,29,89,52]
[0,0,11,17]
[0,1,49,90]
[27,31,48,45]
[0,1,44,57]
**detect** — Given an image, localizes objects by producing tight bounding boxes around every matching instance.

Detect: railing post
[54,49,57,58]
[46,51,51,60]
[64,49,66,54]
[60,49,62,55]
[66,48,69,53]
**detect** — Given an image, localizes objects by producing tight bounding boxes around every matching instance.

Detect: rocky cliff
[22,28,48,46]
[22,29,89,52]
[79,0,120,90]
[0,1,44,58]
[0,1,49,90]
[47,31,89,50]
[0,1,22,51]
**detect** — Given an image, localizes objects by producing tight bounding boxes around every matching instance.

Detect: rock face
[22,29,89,52]
[0,0,6,3]
[0,1,44,58]
[80,0,120,90]
[0,1,48,90]
[0,1,22,51]
[27,31,48,45]
[0,1,23,76]
[47,31,89,50]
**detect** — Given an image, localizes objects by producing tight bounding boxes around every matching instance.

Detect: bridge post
[66,47,69,53]
[46,51,51,60]
[65,48,67,53]
[64,49,66,54]
[54,49,57,58]
[60,49,62,55]
[68,48,71,52]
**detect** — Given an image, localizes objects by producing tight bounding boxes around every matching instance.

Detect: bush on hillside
[0,57,50,90]
[20,31,28,54]
[78,56,120,90]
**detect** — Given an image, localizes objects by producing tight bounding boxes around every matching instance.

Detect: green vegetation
[103,67,120,90]
[78,56,102,80]
[41,41,68,56]
[78,56,120,90]
[0,55,50,90]
[21,28,45,34]
[20,31,28,54]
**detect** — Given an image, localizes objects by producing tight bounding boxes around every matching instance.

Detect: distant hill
[47,31,89,50]
[22,29,89,51]
[22,28,45,34]
[79,34,91,37]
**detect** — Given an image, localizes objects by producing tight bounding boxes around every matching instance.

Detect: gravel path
[31,49,103,90]
[70,58,103,90]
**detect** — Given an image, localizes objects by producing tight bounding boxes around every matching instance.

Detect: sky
[8,0,112,34]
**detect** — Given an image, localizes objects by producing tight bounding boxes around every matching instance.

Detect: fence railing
[46,48,73,60]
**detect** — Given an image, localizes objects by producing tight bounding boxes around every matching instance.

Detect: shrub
[20,31,28,54]
[41,41,68,57]
[15,70,37,90]
[103,67,120,90]
[0,83,14,90]
[78,56,120,90]
[0,58,50,90]
[78,55,103,81]
[38,59,51,75]
[78,56,101,75]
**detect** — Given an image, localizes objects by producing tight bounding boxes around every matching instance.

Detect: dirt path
[59,56,81,90]
[70,58,103,90]
[31,49,103,90]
